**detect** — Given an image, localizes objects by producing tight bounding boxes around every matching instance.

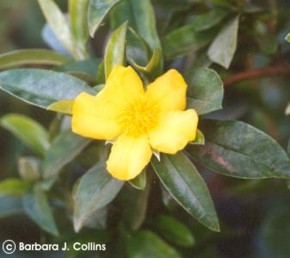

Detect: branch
[223,63,290,86]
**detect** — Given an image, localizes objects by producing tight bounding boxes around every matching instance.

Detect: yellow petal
[106,134,152,180]
[149,109,198,154]
[102,65,145,107]
[145,69,187,112]
[72,92,122,140]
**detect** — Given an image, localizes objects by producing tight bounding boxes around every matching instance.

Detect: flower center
[119,98,159,136]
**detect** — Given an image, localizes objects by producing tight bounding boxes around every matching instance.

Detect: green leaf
[163,26,215,60]
[0,114,49,156]
[47,100,74,115]
[154,215,195,247]
[73,163,124,232]
[151,152,219,232]
[125,230,182,258]
[22,184,59,236]
[119,179,150,230]
[0,49,71,70]
[43,131,91,179]
[0,178,31,197]
[285,33,290,43]
[88,0,122,37]
[126,28,151,67]
[0,197,23,218]
[37,0,77,59]
[132,48,163,79]
[190,9,228,31]
[207,16,239,68]
[129,171,147,190]
[0,68,95,109]
[186,67,224,115]
[188,120,290,179]
[110,0,161,51]
[69,0,89,58]
[190,129,205,145]
[104,22,127,79]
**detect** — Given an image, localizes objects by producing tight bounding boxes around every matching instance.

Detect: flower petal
[106,134,152,180]
[149,109,198,154]
[102,65,145,107]
[72,92,122,140]
[145,69,187,112]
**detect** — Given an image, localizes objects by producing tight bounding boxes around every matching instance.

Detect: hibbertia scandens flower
[71,65,198,180]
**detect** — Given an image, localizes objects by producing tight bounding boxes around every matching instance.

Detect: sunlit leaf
[0,69,95,109]
[0,114,49,156]
[104,22,127,79]
[22,184,59,236]
[37,0,77,58]
[73,163,124,232]
[0,178,31,197]
[152,152,220,232]
[88,0,122,37]
[188,120,290,179]
[47,100,74,115]
[69,0,89,59]
[129,171,147,190]
[0,49,71,70]
[207,16,239,68]
[186,67,224,115]
[285,33,290,43]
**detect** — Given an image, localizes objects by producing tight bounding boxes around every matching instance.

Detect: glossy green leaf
[37,0,77,58]
[88,0,122,37]
[151,152,219,232]
[22,184,59,236]
[129,171,147,190]
[0,178,31,197]
[119,179,150,230]
[188,120,290,179]
[285,33,290,43]
[73,163,124,232]
[18,157,41,182]
[104,22,127,79]
[190,129,205,145]
[43,131,91,179]
[0,68,95,109]
[69,0,89,58]
[154,215,195,247]
[110,0,161,51]
[0,49,71,70]
[125,230,182,258]
[207,16,239,68]
[47,100,74,115]
[186,67,224,115]
[163,26,214,60]
[0,114,49,156]
[132,48,163,79]
[190,9,228,31]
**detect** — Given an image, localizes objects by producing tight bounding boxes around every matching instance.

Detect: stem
[223,63,290,86]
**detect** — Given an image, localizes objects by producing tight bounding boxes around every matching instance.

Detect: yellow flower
[72,65,198,180]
